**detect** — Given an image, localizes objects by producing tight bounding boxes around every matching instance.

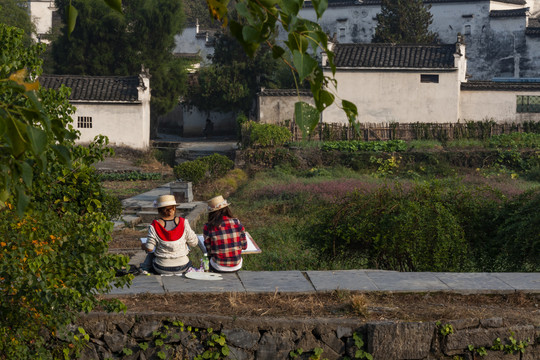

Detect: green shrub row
[306,181,539,272]
[98,171,162,181]
[320,140,408,152]
[173,153,234,185]
[487,132,540,149]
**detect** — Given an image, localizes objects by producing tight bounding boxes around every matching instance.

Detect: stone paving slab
[434,273,515,293]
[161,272,245,293]
[305,270,379,291]
[110,275,165,295]
[238,271,315,293]
[365,272,451,292]
[493,273,540,293]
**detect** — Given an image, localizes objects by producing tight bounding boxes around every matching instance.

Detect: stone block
[296,331,321,353]
[131,320,163,340]
[103,331,128,353]
[78,342,99,360]
[444,325,536,355]
[222,329,260,350]
[336,326,353,339]
[367,321,435,359]
[447,318,480,331]
[318,330,345,354]
[228,345,254,360]
[480,318,504,328]
[522,345,540,360]
[255,331,295,360]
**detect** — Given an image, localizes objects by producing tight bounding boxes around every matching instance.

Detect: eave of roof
[461,80,540,91]
[303,0,526,8]
[258,89,313,97]
[39,74,142,102]
[489,7,529,17]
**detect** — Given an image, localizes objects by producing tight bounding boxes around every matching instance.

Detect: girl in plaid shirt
[203,195,247,273]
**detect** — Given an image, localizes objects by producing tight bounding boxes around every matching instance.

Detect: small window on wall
[517,95,540,113]
[77,116,93,128]
[421,74,439,83]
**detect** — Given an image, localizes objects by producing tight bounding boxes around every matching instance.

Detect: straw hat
[207,195,230,212]
[154,194,179,208]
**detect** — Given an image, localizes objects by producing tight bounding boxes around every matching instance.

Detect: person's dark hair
[207,206,233,230]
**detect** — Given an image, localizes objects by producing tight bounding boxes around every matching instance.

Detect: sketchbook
[197,232,261,254]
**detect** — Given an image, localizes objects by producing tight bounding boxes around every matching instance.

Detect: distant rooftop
[490,7,529,17]
[461,80,540,91]
[39,75,143,102]
[331,43,458,69]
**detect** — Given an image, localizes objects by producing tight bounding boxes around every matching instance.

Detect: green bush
[174,153,234,185]
[491,188,540,271]
[174,160,208,184]
[202,153,234,178]
[309,182,474,272]
[241,121,292,148]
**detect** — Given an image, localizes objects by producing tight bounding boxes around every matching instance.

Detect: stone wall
[71,312,539,359]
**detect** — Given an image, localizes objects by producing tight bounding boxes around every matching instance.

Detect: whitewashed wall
[28,0,55,42]
[460,89,540,122]
[258,94,315,124]
[73,103,150,149]
[322,69,462,124]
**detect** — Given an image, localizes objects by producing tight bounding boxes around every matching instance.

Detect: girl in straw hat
[141,194,198,275]
[203,195,247,273]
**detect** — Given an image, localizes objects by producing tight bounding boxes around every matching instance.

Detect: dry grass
[109,292,540,326]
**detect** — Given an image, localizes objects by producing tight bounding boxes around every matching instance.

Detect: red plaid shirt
[203,216,247,268]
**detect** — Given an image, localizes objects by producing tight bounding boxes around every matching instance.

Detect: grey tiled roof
[39,74,143,102]
[305,0,526,7]
[461,80,540,91]
[489,7,529,17]
[258,89,312,97]
[526,17,540,36]
[332,43,457,69]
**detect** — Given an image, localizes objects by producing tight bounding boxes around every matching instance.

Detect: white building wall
[460,89,540,122]
[258,94,315,124]
[28,0,55,42]
[73,103,149,149]
[322,70,461,124]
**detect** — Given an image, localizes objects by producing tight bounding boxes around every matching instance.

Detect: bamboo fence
[284,121,540,142]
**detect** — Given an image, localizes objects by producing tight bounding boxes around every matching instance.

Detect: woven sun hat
[153,194,179,208]
[207,195,230,212]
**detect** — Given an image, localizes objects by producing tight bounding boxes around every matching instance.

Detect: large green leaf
[67,4,78,36]
[26,125,48,156]
[104,0,122,14]
[294,101,319,139]
[292,50,317,81]
[19,161,33,188]
[242,25,260,43]
[311,0,328,19]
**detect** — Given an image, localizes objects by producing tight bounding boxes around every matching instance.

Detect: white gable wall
[73,103,149,149]
[322,69,461,124]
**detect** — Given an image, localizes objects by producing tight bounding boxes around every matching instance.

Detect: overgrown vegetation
[1,24,130,358]
[228,136,539,272]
